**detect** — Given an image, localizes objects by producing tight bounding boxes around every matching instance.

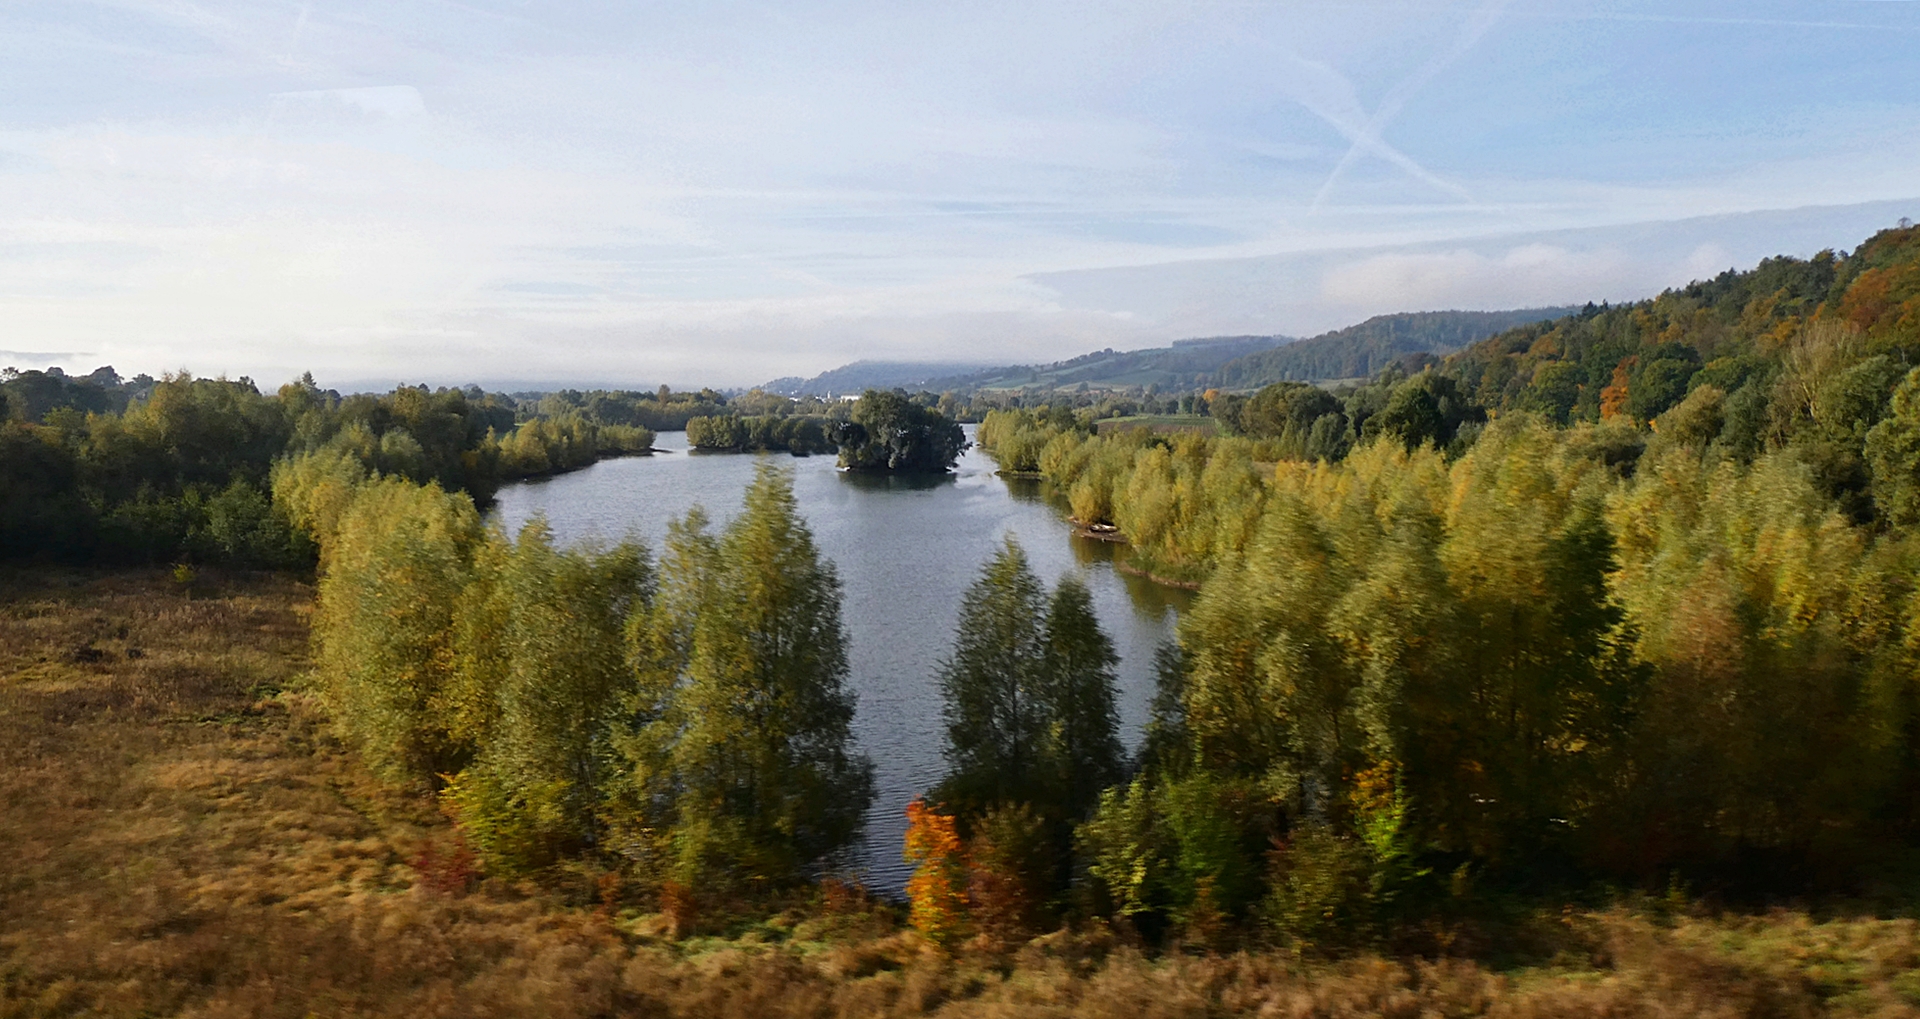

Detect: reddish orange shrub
[1599,358,1634,421]
[660,879,698,939]
[966,803,1050,942]
[411,834,478,896]
[903,798,969,945]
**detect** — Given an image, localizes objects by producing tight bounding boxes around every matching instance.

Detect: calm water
[490,427,1191,889]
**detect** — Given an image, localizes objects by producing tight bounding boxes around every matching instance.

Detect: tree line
[0,374,775,566]
[283,425,1136,938]
[686,414,837,455]
[925,222,1920,947]
[979,224,1920,572]
[277,456,874,915]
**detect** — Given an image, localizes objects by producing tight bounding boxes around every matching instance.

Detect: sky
[2,1,1918,390]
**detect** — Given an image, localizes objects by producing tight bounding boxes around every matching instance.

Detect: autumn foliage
[902,798,969,945]
[1598,357,1633,420]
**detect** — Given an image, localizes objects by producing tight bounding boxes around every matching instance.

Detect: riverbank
[994,469,1208,592]
[5,567,1920,1017]
[498,445,664,485]
[1113,559,1204,591]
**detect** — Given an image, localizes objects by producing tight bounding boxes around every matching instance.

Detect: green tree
[1077,778,1173,926]
[1179,493,1351,786]
[443,523,652,873]
[1360,372,1482,452]
[1867,367,1920,527]
[837,390,966,472]
[620,465,874,886]
[936,537,1049,814]
[1627,356,1699,422]
[0,422,89,559]
[1437,420,1639,856]
[193,477,310,568]
[1521,360,1585,425]
[1039,576,1125,820]
[311,478,484,785]
[935,538,1128,842]
[1236,382,1345,459]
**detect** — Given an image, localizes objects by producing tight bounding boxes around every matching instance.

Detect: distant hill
[763,361,992,398]
[1213,309,1579,389]
[929,335,1290,393]
[769,335,1294,398]
[768,313,1575,400]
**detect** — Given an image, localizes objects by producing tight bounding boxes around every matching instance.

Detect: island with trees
[682,389,969,471]
[835,389,969,472]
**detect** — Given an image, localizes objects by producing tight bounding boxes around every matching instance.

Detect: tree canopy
[835,390,968,473]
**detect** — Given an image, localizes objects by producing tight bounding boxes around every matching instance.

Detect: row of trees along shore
[0,374,827,566]
[930,222,1920,949]
[276,456,875,913]
[267,390,970,930]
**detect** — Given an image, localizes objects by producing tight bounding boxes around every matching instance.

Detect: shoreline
[988,465,1203,593]
[1114,559,1204,590]
[1064,517,1206,590]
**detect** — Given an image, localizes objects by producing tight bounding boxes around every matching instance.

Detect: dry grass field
[6,568,1920,1018]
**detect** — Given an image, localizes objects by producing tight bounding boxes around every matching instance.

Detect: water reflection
[999,474,1050,504]
[835,469,959,494]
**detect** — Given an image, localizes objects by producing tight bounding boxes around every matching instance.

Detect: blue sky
[2,1,1917,388]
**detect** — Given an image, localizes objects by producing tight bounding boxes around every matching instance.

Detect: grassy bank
[5,569,1920,1017]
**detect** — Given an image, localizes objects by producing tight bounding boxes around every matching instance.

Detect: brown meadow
[5,568,1920,1018]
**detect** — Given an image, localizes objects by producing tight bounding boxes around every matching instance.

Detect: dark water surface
[489,427,1191,889]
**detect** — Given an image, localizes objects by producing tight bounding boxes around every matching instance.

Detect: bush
[1262,823,1373,951]
[967,803,1053,941]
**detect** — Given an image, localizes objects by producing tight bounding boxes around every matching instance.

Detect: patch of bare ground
[5,568,1920,1017]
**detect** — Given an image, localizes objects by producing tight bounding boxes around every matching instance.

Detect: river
[489,426,1191,889]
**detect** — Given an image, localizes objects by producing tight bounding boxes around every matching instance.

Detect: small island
[684,390,969,472]
[834,389,968,472]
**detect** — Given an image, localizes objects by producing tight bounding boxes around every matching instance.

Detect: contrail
[279,1,310,69]
[1233,2,1919,32]
[1257,43,1472,206]
[1310,0,1509,210]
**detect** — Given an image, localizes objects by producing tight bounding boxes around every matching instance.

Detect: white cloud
[271,86,427,119]
[2,0,1918,386]
[1320,244,1635,309]
[1030,198,1920,344]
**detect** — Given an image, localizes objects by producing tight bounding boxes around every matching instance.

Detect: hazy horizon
[5,0,1918,389]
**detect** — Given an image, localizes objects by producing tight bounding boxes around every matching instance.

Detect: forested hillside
[769,336,1290,399]
[959,223,1920,941]
[1212,308,1577,388]
[772,308,1580,403]
[922,336,1290,395]
[764,360,991,397]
